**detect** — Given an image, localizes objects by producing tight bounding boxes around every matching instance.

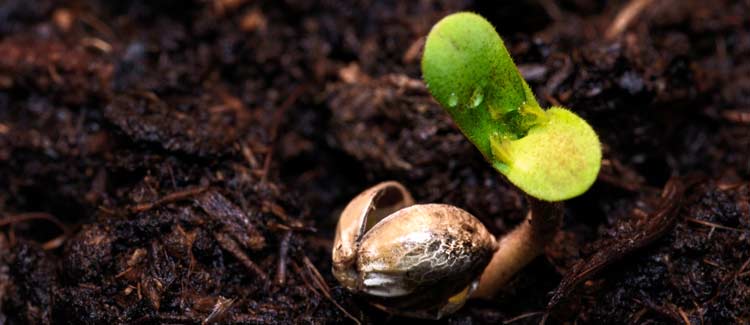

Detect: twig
[76,11,115,39]
[241,144,260,169]
[291,261,319,298]
[202,297,236,325]
[722,110,750,124]
[134,313,198,324]
[503,311,544,324]
[301,256,361,324]
[275,231,292,285]
[717,182,745,191]
[547,176,696,310]
[733,258,749,280]
[0,212,68,232]
[539,0,563,21]
[677,307,692,325]
[702,258,725,270]
[685,217,744,232]
[635,298,684,324]
[402,37,425,64]
[41,235,68,250]
[261,85,306,183]
[605,0,654,40]
[130,186,208,213]
[0,212,70,249]
[630,307,649,323]
[214,232,268,281]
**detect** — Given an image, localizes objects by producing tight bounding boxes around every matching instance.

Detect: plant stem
[471,196,563,299]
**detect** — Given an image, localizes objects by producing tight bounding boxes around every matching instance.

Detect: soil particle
[105,93,247,157]
[6,241,57,324]
[62,224,113,283]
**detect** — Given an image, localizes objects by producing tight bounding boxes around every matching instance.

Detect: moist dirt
[0,0,749,324]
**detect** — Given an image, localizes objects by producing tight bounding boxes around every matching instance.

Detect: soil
[0,0,748,324]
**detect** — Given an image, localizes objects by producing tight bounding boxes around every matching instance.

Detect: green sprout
[422,12,601,202]
[330,13,605,319]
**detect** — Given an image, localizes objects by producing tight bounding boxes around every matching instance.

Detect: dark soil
[0,0,748,324]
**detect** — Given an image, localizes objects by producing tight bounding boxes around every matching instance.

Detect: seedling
[421,12,601,298]
[330,12,602,320]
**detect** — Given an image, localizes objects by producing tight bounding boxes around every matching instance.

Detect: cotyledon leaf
[422,12,601,201]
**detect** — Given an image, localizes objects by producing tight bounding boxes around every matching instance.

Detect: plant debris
[546,176,697,311]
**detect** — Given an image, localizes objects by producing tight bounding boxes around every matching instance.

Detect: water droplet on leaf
[447,92,458,107]
[469,88,484,108]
